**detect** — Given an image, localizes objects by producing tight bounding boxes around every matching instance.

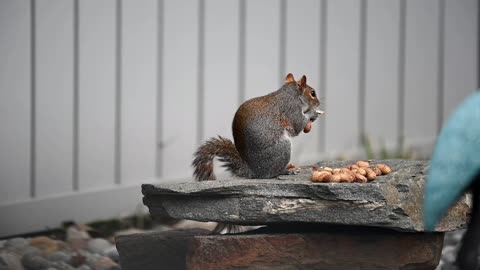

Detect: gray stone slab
[143,160,471,232]
[115,229,209,270]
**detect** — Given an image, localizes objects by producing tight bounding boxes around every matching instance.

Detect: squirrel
[192,73,323,181]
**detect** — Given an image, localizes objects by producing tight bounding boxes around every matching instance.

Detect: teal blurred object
[424,91,480,269]
[424,91,480,230]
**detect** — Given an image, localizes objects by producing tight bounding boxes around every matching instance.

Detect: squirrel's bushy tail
[192,136,250,181]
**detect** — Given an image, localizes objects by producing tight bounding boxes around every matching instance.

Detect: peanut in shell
[323,167,333,172]
[348,164,360,170]
[331,174,343,183]
[312,171,332,183]
[365,167,377,181]
[377,164,392,175]
[357,167,367,176]
[354,173,368,183]
[356,161,370,168]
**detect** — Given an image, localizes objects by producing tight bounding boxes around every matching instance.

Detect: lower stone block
[116,229,209,270]
[186,226,444,270]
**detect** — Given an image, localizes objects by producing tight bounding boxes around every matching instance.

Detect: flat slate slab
[143,160,471,232]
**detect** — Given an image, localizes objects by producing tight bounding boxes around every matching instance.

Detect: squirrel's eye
[311,90,316,97]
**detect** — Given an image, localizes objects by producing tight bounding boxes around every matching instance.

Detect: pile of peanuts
[311,161,392,183]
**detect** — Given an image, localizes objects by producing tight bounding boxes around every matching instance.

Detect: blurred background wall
[0,0,477,237]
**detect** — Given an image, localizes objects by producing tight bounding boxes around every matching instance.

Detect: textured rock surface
[187,226,444,270]
[143,160,471,232]
[116,229,209,270]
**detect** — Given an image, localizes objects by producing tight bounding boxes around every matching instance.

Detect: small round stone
[48,251,72,263]
[50,261,75,270]
[94,256,118,270]
[0,252,23,270]
[22,246,42,257]
[30,236,61,256]
[441,245,457,264]
[4,238,29,251]
[21,253,51,270]
[85,253,102,269]
[86,239,112,255]
[76,265,92,270]
[102,246,119,263]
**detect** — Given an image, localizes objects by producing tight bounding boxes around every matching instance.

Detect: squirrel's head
[285,73,321,113]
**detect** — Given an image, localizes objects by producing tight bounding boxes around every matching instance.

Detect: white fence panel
[0,184,144,237]
[443,0,477,122]
[324,0,361,153]
[244,0,281,100]
[404,0,440,146]
[78,0,116,191]
[36,0,74,197]
[285,0,322,164]
[0,0,31,204]
[203,0,239,143]
[121,0,157,184]
[364,0,400,150]
[162,0,199,179]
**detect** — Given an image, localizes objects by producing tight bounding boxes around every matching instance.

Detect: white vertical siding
[121,0,157,184]
[162,0,199,178]
[0,0,31,204]
[78,0,116,191]
[35,0,75,197]
[203,0,239,143]
[244,0,281,100]
[443,0,478,122]
[364,0,400,149]
[403,0,440,146]
[324,0,361,153]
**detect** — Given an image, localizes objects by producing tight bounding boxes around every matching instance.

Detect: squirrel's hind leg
[247,139,292,179]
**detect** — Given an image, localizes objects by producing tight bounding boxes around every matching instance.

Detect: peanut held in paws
[304,121,313,133]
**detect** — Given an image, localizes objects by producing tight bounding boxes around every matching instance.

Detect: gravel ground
[0,226,120,270]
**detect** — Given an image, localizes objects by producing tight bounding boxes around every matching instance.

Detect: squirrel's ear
[285,73,295,83]
[299,75,307,88]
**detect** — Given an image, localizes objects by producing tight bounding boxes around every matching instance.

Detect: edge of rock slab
[142,160,471,232]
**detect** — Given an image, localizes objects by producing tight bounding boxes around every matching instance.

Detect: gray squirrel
[192,73,323,181]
